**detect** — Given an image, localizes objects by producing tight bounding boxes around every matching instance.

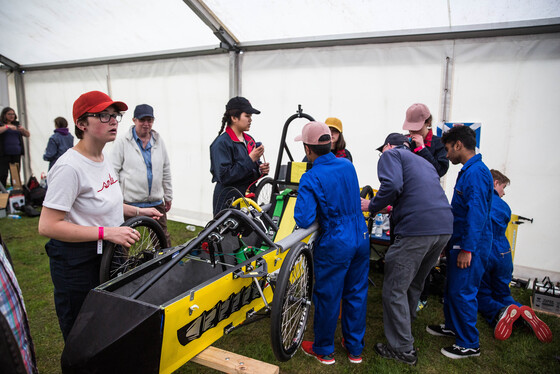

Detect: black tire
[360,185,374,223]
[270,242,314,361]
[255,177,278,206]
[99,216,168,283]
[360,185,374,199]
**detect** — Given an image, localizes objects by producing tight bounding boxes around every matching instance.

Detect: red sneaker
[341,338,363,363]
[494,304,520,340]
[301,341,335,365]
[519,306,553,343]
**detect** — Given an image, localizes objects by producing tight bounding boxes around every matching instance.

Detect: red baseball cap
[402,103,431,131]
[72,91,128,124]
[295,121,331,145]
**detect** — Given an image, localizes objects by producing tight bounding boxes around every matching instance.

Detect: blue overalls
[477,189,521,323]
[443,153,493,349]
[294,152,370,357]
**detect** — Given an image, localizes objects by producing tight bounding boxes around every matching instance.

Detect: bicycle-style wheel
[99,216,168,283]
[255,177,278,206]
[270,242,314,361]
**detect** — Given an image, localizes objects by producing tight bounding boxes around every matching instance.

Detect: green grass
[1,214,559,373]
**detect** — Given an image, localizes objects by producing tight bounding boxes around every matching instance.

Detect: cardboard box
[9,163,22,190]
[8,193,25,213]
[0,193,8,218]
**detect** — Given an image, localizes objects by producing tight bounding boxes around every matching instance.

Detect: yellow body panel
[505,214,520,262]
[288,162,308,184]
[159,249,287,374]
[274,197,297,242]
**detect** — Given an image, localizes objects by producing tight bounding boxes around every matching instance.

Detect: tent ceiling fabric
[0,0,217,66]
[205,0,560,42]
[1,0,559,68]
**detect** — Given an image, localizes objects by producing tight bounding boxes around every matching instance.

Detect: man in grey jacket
[361,133,453,366]
[111,104,172,246]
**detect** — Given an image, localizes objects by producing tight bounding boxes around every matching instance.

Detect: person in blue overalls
[294,121,369,365]
[477,170,552,343]
[209,97,269,216]
[426,125,494,359]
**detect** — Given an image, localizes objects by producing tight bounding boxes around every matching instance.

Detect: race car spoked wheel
[255,177,279,207]
[99,216,168,283]
[270,241,314,361]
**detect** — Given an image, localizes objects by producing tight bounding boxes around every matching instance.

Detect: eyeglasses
[82,113,123,123]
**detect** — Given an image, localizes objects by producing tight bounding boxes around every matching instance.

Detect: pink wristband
[414,145,425,153]
[98,227,104,240]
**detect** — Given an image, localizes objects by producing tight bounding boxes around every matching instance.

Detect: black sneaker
[374,343,417,366]
[441,344,480,359]
[426,324,456,337]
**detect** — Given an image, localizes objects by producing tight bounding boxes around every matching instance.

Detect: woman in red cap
[210,96,269,215]
[38,91,161,340]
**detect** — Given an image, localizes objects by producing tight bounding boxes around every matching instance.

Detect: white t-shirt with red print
[44,148,124,228]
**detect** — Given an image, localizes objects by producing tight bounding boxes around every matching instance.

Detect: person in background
[0,107,30,188]
[210,96,269,216]
[402,103,450,312]
[477,170,552,343]
[38,91,161,341]
[303,117,353,163]
[426,125,493,359]
[43,116,74,171]
[361,133,452,366]
[326,117,353,162]
[403,103,448,177]
[295,122,369,365]
[111,104,173,247]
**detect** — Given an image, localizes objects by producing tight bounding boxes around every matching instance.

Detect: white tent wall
[108,56,229,226]
[0,71,9,108]
[22,54,229,226]
[241,41,451,191]
[24,65,109,180]
[16,32,560,281]
[242,34,560,280]
[449,33,560,279]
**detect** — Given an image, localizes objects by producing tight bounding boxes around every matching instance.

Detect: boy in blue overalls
[294,122,369,365]
[426,125,494,359]
[477,170,552,343]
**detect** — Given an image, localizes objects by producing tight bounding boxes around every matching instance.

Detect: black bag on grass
[24,176,46,207]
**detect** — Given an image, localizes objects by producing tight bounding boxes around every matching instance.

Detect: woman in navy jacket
[210,97,269,215]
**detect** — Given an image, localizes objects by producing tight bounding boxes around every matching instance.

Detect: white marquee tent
[1,0,559,280]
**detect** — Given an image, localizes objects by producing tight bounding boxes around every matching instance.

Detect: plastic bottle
[8,214,22,219]
[186,225,196,232]
[374,213,383,237]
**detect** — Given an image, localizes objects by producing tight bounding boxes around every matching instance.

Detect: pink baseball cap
[294,121,331,145]
[402,103,431,131]
[72,91,128,124]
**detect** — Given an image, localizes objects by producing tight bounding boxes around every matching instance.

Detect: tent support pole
[14,71,31,184]
[442,55,452,122]
[229,51,241,97]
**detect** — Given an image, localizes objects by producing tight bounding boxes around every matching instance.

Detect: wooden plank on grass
[192,346,279,374]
